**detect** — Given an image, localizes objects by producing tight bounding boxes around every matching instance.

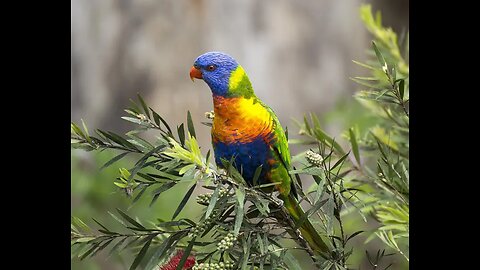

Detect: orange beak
[189,66,202,82]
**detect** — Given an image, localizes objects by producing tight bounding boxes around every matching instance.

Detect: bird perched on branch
[189,51,329,255]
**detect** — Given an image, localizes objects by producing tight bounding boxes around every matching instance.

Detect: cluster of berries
[188,211,219,238]
[217,232,236,252]
[196,187,230,205]
[305,150,323,167]
[192,261,235,270]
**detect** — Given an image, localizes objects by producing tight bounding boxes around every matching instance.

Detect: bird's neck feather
[224,65,255,98]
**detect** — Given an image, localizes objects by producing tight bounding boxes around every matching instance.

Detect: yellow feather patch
[228,66,246,90]
[237,98,271,124]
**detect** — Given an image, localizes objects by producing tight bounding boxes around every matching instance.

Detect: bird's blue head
[190,52,240,97]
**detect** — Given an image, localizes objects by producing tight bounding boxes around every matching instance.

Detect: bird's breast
[211,96,274,144]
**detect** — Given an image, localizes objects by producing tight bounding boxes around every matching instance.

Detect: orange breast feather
[212,96,274,144]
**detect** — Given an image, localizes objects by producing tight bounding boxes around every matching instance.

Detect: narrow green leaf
[157,220,190,228]
[148,171,181,181]
[349,128,360,165]
[205,186,221,219]
[353,76,379,81]
[137,172,157,183]
[92,218,110,232]
[372,41,387,70]
[172,183,196,220]
[398,79,405,100]
[98,229,117,235]
[257,233,265,255]
[252,165,263,187]
[71,122,86,139]
[391,66,397,82]
[80,242,100,260]
[220,157,247,186]
[110,132,137,149]
[94,239,114,255]
[283,251,303,270]
[177,124,185,146]
[254,182,281,189]
[72,216,90,232]
[114,181,127,188]
[314,177,325,204]
[129,234,156,270]
[252,197,270,216]
[132,185,148,204]
[71,223,79,233]
[234,186,246,235]
[99,130,137,149]
[124,109,138,117]
[241,234,251,270]
[375,9,382,26]
[310,113,322,129]
[134,145,164,167]
[108,211,127,226]
[81,119,90,137]
[346,230,364,243]
[350,78,384,90]
[137,94,151,119]
[375,89,391,100]
[352,60,380,71]
[144,233,180,270]
[108,236,128,256]
[158,111,173,135]
[175,237,196,270]
[75,237,96,243]
[187,111,196,138]
[129,99,142,114]
[121,237,140,253]
[127,134,154,149]
[179,164,196,175]
[100,152,129,170]
[94,129,110,143]
[121,117,144,125]
[311,127,346,156]
[116,208,146,229]
[150,108,161,126]
[205,150,211,165]
[119,168,131,179]
[295,198,328,229]
[303,115,311,133]
[331,151,350,171]
[72,243,87,258]
[294,168,303,189]
[312,174,322,185]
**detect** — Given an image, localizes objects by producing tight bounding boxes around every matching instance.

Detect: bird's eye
[206,65,216,71]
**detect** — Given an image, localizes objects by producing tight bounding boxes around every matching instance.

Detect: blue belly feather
[213,137,273,185]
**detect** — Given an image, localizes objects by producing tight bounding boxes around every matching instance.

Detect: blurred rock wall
[71,0,408,149]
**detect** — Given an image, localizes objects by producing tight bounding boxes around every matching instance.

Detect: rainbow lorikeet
[189,52,329,254]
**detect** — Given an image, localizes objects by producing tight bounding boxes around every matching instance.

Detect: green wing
[262,102,293,197]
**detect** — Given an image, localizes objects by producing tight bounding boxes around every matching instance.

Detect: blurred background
[71,0,408,269]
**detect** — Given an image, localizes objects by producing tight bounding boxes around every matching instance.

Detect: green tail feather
[282,192,330,255]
